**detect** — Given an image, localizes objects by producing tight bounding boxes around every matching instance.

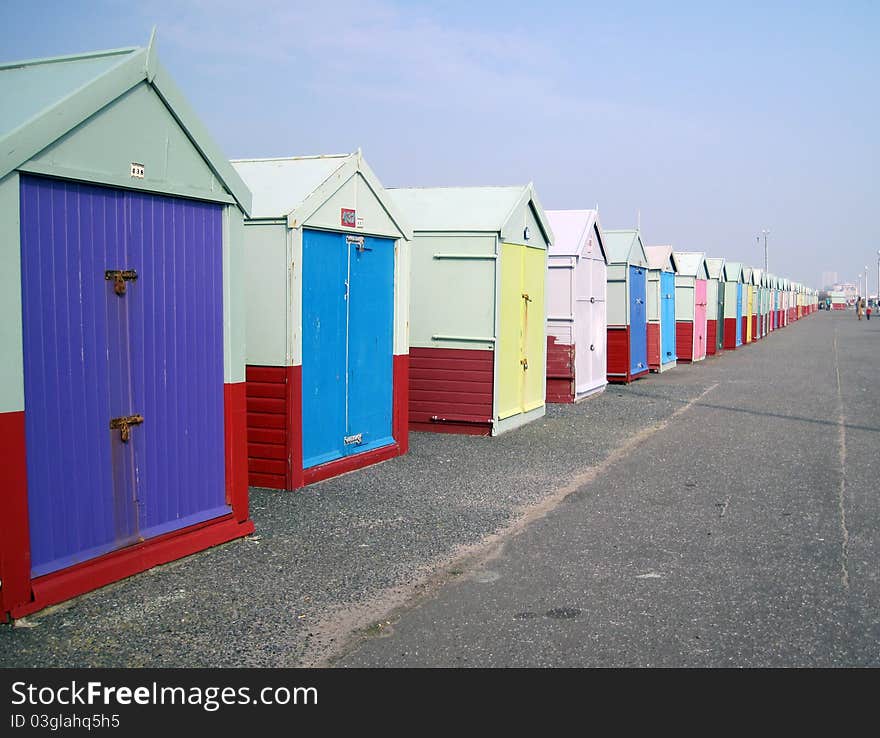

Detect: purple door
[20,176,228,577]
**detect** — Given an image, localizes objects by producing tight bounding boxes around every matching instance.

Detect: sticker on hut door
[341,208,356,227]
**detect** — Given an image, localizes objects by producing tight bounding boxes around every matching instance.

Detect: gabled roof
[388,183,553,245]
[704,257,725,280]
[603,229,648,267]
[742,266,754,283]
[232,151,412,239]
[752,267,764,285]
[672,251,708,278]
[545,209,606,263]
[644,245,675,271]
[723,261,743,282]
[0,33,251,213]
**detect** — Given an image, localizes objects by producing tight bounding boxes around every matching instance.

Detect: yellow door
[497,243,546,419]
[522,245,546,412]
[497,243,524,420]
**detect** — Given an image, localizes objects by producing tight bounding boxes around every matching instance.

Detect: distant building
[821,271,839,289]
[831,282,858,307]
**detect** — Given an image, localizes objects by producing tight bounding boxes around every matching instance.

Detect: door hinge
[110,414,144,443]
[105,269,138,296]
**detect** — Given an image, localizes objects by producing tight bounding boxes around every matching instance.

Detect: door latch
[105,269,138,295]
[522,293,532,303]
[110,414,144,442]
[520,358,529,370]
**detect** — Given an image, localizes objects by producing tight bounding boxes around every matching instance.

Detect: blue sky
[3,0,878,288]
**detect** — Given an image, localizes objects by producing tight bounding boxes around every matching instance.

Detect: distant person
[857,297,863,320]
[867,303,873,321]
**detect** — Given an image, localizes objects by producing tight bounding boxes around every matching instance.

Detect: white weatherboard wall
[243,221,290,366]
[409,232,497,352]
[606,264,629,325]
[706,279,719,321]
[0,172,23,414]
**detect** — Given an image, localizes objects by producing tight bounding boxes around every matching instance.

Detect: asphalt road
[340,312,880,667]
[1,312,875,667]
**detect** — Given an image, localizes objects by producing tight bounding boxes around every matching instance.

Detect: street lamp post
[876,250,880,305]
[758,229,770,272]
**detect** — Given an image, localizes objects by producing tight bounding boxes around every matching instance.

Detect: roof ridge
[388,184,527,191]
[0,46,139,71]
[230,153,353,163]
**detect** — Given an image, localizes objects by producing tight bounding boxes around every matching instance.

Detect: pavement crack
[833,326,851,592]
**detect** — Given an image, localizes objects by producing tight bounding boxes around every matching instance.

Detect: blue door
[20,176,228,578]
[629,266,648,374]
[735,284,743,346]
[301,229,394,469]
[660,271,677,364]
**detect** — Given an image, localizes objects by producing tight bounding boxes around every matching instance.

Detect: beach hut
[390,184,552,435]
[231,152,412,490]
[0,37,255,620]
[604,230,650,383]
[672,251,709,362]
[704,257,725,355]
[722,261,744,349]
[742,267,755,343]
[767,274,777,331]
[644,245,677,372]
[779,277,789,326]
[545,210,608,402]
[751,268,764,339]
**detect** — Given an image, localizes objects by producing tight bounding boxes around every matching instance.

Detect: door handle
[522,293,532,303]
[520,358,529,370]
[110,414,144,443]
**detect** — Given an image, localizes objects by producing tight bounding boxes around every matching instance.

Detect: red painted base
[409,347,493,435]
[647,322,661,370]
[303,442,402,485]
[246,356,409,490]
[722,318,738,350]
[0,410,30,620]
[706,320,718,356]
[12,514,254,619]
[676,321,694,362]
[606,326,648,384]
[752,315,758,340]
[546,335,575,404]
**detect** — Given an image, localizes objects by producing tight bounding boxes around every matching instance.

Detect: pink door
[694,279,708,360]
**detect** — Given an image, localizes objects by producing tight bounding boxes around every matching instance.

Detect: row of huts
[0,39,817,619]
